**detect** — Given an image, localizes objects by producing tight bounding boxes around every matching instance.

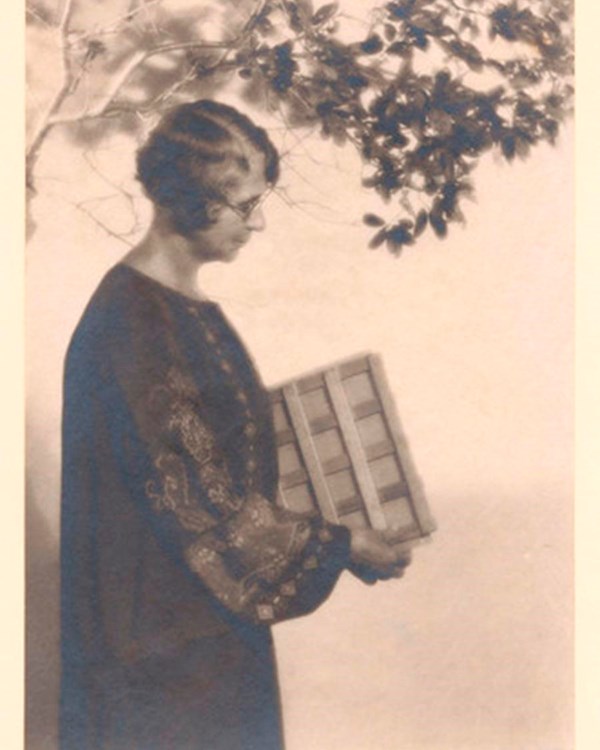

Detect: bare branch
[447,0,488,17]
[26,4,53,28]
[153,62,200,108]
[59,0,76,33]
[82,150,139,216]
[26,0,78,186]
[74,0,166,43]
[74,201,137,246]
[47,0,268,128]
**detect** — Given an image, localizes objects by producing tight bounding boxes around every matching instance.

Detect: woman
[60,99,408,750]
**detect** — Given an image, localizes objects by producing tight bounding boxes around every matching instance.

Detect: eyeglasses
[216,188,273,221]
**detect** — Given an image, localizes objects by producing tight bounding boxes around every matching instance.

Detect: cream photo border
[3,1,599,748]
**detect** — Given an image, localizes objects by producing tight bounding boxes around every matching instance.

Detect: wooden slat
[368,354,436,536]
[275,428,296,446]
[378,483,409,504]
[352,399,381,420]
[320,454,351,476]
[280,468,309,489]
[338,356,370,378]
[364,439,395,462]
[336,496,364,515]
[324,369,388,531]
[296,374,325,394]
[276,487,290,509]
[270,389,284,404]
[308,413,338,435]
[383,524,421,545]
[282,383,339,523]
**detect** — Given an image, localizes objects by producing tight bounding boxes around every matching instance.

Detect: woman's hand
[349,528,412,583]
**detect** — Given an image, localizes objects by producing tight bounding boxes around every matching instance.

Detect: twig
[26,0,77,186]
[27,0,267,192]
[26,4,53,28]
[47,0,267,128]
[153,60,203,108]
[82,150,139,211]
[73,201,137,246]
[74,0,166,43]
[447,0,489,17]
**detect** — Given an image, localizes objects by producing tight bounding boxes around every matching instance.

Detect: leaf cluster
[27,0,574,254]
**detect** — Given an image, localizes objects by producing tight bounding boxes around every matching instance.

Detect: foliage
[26,0,573,253]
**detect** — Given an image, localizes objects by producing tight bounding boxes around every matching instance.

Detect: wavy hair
[136,100,279,236]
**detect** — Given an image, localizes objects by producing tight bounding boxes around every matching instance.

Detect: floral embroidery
[140,322,348,623]
[146,453,190,513]
[318,528,333,543]
[147,366,244,517]
[256,604,275,621]
[280,581,297,597]
[174,507,218,535]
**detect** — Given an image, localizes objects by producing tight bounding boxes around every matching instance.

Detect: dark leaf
[386,239,404,256]
[386,1,414,20]
[440,182,458,215]
[346,74,369,89]
[429,212,447,238]
[414,210,428,236]
[258,17,274,35]
[514,135,531,159]
[360,35,384,55]
[369,228,388,249]
[387,41,409,56]
[445,39,483,70]
[434,70,451,90]
[490,5,518,41]
[542,118,559,140]
[384,24,397,41]
[501,133,516,160]
[409,26,429,50]
[316,100,337,116]
[87,40,107,59]
[459,16,474,33]
[363,213,386,227]
[284,1,303,32]
[312,3,339,26]
[388,223,413,246]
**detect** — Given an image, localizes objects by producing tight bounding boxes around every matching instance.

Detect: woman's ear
[204,201,221,223]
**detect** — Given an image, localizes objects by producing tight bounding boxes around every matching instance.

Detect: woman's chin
[216,245,242,264]
[228,238,250,258]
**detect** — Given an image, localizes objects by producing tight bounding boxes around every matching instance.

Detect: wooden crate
[270,353,436,551]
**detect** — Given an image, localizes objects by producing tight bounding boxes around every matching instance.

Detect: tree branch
[74,0,166,43]
[26,4,53,28]
[26,0,77,187]
[46,0,267,128]
[74,200,137,246]
[447,0,488,17]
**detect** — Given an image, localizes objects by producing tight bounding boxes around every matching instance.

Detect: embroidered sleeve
[137,367,350,625]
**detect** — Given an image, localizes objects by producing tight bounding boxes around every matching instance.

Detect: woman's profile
[60,99,410,750]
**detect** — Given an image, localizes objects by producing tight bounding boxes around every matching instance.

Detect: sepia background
[25,2,573,749]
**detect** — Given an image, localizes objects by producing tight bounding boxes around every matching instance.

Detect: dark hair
[136,100,280,235]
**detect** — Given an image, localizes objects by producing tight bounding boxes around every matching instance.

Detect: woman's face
[187,149,269,264]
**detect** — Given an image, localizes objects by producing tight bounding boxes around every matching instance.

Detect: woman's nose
[246,206,266,232]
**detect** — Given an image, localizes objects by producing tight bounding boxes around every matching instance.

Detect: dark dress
[60,264,351,750]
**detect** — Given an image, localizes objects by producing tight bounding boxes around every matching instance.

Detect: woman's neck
[121,217,209,301]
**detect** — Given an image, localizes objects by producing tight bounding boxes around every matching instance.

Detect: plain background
[4,1,599,749]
